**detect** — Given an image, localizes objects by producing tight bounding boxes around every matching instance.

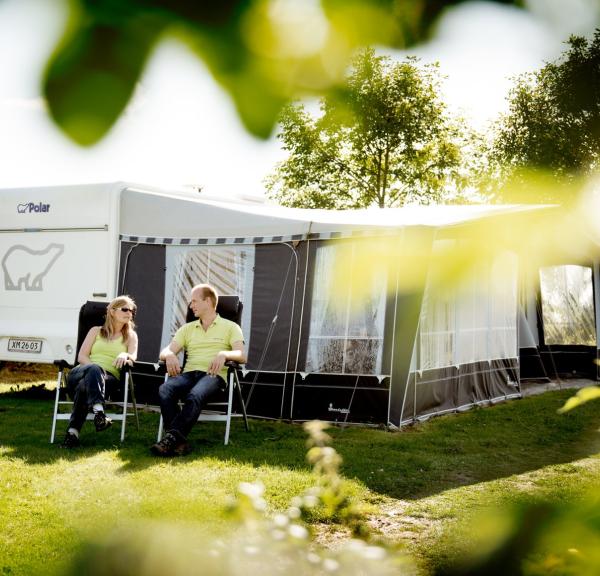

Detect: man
[150,283,246,456]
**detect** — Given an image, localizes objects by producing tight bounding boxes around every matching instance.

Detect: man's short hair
[192,283,218,309]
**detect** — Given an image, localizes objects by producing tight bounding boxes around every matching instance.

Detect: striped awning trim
[119,228,402,245]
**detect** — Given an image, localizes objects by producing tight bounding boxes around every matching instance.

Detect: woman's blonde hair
[100,295,137,343]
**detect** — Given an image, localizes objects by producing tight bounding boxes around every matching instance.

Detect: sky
[0,0,597,200]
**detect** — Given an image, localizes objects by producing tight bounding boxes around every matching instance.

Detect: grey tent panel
[248,243,298,372]
[118,242,165,363]
[398,359,519,425]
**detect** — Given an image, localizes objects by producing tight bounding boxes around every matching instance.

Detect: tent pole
[243,243,299,417]
[388,228,433,427]
[278,243,299,419]
[387,253,400,428]
[289,224,314,421]
[593,259,600,381]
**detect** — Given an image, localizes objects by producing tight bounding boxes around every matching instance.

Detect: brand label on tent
[328,403,350,414]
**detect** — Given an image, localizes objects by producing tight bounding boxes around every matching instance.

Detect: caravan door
[0,184,119,364]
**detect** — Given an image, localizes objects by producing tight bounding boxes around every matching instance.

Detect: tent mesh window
[540,265,596,346]
[419,240,456,371]
[166,245,255,341]
[418,249,518,371]
[305,241,387,375]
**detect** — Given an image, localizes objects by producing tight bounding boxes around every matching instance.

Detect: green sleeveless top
[90,333,127,378]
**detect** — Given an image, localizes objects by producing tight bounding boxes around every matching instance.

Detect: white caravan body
[0,183,126,364]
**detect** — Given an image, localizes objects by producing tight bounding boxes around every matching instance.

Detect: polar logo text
[17,202,51,213]
[2,243,64,291]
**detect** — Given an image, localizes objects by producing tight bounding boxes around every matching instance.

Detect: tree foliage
[492,31,600,183]
[43,0,540,146]
[266,49,475,209]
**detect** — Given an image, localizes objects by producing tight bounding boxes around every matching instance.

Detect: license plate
[7,338,43,354]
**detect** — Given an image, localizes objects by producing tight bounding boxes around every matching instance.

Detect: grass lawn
[1,363,599,575]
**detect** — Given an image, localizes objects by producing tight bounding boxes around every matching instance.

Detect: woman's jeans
[158,371,224,439]
[66,363,117,431]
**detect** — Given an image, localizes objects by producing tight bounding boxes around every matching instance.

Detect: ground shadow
[1,387,599,500]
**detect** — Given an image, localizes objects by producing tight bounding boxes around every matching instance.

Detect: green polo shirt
[173,314,244,380]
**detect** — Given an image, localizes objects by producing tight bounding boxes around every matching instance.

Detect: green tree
[266,49,474,209]
[492,31,600,186]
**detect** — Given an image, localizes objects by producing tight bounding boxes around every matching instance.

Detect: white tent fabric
[119,185,556,240]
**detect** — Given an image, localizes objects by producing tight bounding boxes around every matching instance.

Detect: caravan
[1,182,127,365]
[1,182,598,426]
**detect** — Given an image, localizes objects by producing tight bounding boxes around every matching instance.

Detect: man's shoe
[173,441,192,456]
[94,411,112,432]
[150,432,190,457]
[60,431,80,449]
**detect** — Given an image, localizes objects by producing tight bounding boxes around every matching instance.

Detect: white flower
[288,524,309,540]
[273,513,289,527]
[302,494,319,508]
[238,481,265,499]
[287,506,301,519]
[323,558,339,572]
[362,546,387,560]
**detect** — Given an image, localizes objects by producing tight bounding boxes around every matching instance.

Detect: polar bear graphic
[2,243,64,291]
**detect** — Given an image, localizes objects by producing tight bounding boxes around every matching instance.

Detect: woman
[61,295,138,448]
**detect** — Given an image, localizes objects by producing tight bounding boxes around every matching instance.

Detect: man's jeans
[158,371,225,439]
[66,363,118,432]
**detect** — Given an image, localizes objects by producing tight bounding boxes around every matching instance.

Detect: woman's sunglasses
[117,307,136,315]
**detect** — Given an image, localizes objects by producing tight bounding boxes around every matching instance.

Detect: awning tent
[115,185,599,427]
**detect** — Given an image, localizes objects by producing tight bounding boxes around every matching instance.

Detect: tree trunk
[380,146,390,208]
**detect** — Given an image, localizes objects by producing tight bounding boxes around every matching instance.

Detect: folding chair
[157,295,249,445]
[50,301,139,443]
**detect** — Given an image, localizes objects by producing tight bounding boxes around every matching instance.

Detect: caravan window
[306,241,387,375]
[540,265,596,346]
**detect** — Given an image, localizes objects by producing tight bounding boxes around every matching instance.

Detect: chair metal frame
[156,362,249,445]
[156,295,250,445]
[50,301,139,444]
